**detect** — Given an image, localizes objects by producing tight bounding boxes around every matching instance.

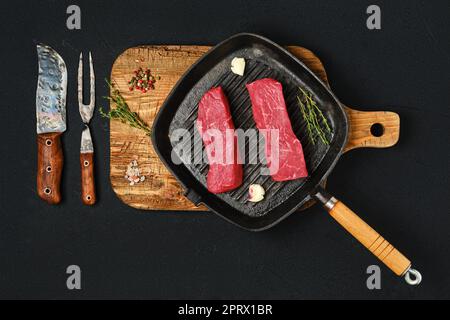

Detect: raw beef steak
[197,87,243,193]
[246,78,308,181]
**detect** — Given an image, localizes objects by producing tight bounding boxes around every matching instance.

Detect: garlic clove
[231,57,245,76]
[248,184,265,202]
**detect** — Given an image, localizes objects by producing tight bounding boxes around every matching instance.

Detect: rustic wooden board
[110,45,400,211]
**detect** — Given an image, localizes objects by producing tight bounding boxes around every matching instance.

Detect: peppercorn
[128,67,159,94]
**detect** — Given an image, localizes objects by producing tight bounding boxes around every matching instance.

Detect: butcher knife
[36,44,67,204]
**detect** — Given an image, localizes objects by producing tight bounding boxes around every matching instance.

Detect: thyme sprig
[99,80,151,135]
[297,87,332,145]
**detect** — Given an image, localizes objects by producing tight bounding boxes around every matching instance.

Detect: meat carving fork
[78,52,96,205]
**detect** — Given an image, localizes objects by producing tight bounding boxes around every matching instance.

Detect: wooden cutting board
[110,45,400,211]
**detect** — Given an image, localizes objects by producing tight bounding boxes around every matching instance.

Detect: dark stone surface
[0,0,449,299]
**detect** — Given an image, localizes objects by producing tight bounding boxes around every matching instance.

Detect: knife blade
[36,44,67,204]
[78,52,96,205]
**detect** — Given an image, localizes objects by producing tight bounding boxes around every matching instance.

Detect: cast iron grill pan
[153,33,347,230]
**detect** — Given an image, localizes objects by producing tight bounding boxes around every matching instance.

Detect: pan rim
[152,32,348,231]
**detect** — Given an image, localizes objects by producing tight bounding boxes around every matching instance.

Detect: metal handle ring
[404,267,422,286]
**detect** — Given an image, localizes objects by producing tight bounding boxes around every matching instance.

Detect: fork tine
[78,52,83,106]
[88,52,95,108]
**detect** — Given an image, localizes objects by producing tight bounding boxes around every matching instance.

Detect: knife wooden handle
[327,200,411,276]
[37,132,63,204]
[80,152,96,205]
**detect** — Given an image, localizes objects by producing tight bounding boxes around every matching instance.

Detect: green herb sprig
[99,80,151,136]
[297,87,332,145]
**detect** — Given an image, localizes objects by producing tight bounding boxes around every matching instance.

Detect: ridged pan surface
[152,33,347,230]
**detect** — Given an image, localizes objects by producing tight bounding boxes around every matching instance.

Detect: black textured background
[0,0,449,299]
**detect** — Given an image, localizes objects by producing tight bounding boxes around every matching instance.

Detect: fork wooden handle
[80,152,96,205]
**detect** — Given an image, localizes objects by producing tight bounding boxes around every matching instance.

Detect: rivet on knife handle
[37,132,63,204]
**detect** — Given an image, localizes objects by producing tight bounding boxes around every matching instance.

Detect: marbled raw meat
[197,87,243,193]
[246,78,308,181]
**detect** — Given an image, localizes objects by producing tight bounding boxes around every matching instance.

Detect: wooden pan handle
[315,190,421,284]
[37,132,63,204]
[343,107,400,152]
[80,152,96,205]
[328,200,410,276]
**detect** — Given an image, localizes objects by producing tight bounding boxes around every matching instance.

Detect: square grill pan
[152,33,347,231]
